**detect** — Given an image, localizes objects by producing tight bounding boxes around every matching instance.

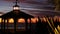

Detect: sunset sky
[0,0,59,17]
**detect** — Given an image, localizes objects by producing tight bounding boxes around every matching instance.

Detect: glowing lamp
[13,7,19,10]
[13,5,19,10]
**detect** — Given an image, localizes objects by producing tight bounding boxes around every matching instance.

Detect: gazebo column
[7,19,8,32]
[14,18,17,34]
[3,19,5,32]
[25,18,28,32]
[1,18,4,32]
[29,18,31,33]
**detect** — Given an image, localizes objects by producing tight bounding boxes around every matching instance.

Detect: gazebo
[1,0,34,33]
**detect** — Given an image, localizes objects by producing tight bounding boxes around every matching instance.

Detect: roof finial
[15,0,18,5]
[13,0,19,10]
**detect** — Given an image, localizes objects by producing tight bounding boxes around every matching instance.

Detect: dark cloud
[3,0,45,5]
[0,0,58,17]
[3,0,26,2]
[24,1,45,5]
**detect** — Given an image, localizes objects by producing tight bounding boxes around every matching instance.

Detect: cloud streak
[0,0,57,17]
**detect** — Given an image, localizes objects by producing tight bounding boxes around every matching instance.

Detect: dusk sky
[0,0,59,17]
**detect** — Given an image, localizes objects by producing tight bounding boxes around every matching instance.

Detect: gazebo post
[1,18,3,33]
[29,18,31,33]
[4,19,5,32]
[25,18,28,32]
[36,16,41,34]
[14,18,16,34]
[7,18,8,32]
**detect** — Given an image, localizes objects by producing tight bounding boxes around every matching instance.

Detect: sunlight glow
[42,17,47,22]
[8,18,14,23]
[18,18,25,23]
[58,17,60,22]
[57,25,60,32]
[0,18,2,23]
[27,19,30,23]
[31,18,38,23]
[5,19,7,23]
[54,16,58,22]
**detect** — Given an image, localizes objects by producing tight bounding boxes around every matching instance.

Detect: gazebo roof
[1,10,34,19]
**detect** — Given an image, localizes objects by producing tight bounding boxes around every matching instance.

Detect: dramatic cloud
[0,0,58,17]
[2,0,27,2]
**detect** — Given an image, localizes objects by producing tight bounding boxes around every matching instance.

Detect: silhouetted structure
[0,0,34,34]
[36,16,50,34]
